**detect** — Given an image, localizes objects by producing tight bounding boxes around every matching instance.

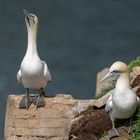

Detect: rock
[100,127,130,140]
[96,68,115,97]
[4,93,112,140]
[130,67,140,86]
[4,94,77,140]
[130,67,140,97]
[70,106,132,140]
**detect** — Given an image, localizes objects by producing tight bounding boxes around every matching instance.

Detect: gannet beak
[100,72,114,82]
[23,9,34,26]
[23,9,32,18]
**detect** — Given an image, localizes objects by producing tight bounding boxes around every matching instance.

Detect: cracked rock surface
[5,94,77,140]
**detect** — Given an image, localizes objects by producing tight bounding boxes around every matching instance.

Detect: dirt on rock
[69,106,132,140]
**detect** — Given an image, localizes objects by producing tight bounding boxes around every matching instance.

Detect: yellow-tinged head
[110,61,128,73]
[101,61,128,82]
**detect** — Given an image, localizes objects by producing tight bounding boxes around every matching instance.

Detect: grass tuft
[128,57,140,72]
[130,109,140,140]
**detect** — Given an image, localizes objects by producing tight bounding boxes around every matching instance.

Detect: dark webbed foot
[19,95,32,109]
[32,88,46,108]
[109,128,119,138]
[32,95,45,108]
[19,88,31,109]
[19,88,46,109]
[34,96,45,108]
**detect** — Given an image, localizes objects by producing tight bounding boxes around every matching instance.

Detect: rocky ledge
[4,93,111,140]
[4,67,140,140]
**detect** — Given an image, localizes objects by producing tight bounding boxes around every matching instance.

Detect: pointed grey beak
[23,9,32,19]
[23,9,34,26]
[100,72,114,82]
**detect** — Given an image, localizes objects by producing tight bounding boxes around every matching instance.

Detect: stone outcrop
[5,94,76,140]
[5,66,140,140]
[4,93,110,140]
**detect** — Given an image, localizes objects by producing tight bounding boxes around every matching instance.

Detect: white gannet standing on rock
[101,61,139,138]
[17,9,51,109]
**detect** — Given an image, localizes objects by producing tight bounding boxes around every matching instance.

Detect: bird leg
[40,88,47,97]
[19,88,32,109]
[109,118,119,138]
[33,88,45,108]
[123,117,135,134]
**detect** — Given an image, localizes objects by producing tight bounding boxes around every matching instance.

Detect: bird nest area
[69,106,131,140]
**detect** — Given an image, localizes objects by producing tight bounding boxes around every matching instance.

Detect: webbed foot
[109,128,119,138]
[32,96,45,108]
[19,96,32,109]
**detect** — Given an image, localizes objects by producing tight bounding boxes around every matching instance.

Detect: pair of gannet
[17,9,51,109]
[101,61,139,138]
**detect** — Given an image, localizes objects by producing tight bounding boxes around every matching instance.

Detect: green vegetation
[130,109,140,140]
[128,57,140,72]
[95,80,116,99]
[128,57,140,139]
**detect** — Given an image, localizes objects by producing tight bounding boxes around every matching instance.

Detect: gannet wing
[17,69,22,84]
[42,61,52,83]
[105,94,113,113]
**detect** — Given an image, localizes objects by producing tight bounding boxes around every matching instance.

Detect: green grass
[128,57,140,72]
[95,80,116,99]
[124,57,140,139]
[130,109,140,140]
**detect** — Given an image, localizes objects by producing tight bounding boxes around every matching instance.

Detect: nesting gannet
[17,9,51,109]
[101,61,139,138]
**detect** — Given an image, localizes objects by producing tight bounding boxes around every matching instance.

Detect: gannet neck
[26,27,38,55]
[116,71,130,91]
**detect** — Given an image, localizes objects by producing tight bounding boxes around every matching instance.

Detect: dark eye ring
[112,70,118,73]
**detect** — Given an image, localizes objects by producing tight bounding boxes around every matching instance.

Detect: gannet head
[23,9,38,32]
[101,61,128,82]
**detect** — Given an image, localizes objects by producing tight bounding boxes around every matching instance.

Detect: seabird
[101,61,139,138]
[17,9,51,109]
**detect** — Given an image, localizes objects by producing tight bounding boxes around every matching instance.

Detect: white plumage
[101,61,139,138]
[17,9,51,109]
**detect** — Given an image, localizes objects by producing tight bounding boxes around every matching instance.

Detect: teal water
[1,0,140,139]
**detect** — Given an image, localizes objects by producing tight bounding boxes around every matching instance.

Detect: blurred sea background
[1,0,140,138]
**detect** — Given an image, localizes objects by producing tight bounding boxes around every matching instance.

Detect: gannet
[17,9,51,109]
[101,61,139,138]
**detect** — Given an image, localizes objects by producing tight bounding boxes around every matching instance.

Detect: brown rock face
[69,106,131,140]
[130,67,140,97]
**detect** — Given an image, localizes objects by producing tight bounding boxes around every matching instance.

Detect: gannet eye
[111,70,118,73]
